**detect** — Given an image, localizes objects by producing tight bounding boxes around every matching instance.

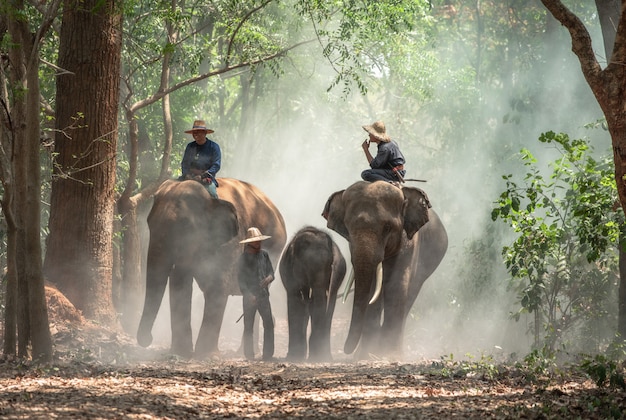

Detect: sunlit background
[126,2,617,362]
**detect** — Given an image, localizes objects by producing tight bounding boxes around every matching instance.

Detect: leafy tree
[492,131,621,351]
[0,0,58,360]
[540,0,626,340]
[115,0,318,329]
[114,0,435,331]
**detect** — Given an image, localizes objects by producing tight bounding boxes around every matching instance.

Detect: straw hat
[185,120,214,134]
[239,227,272,243]
[362,121,390,142]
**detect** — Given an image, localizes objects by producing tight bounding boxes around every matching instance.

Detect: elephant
[137,178,287,358]
[279,226,347,362]
[322,180,448,359]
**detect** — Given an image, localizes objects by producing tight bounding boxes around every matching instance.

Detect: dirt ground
[0,286,624,419]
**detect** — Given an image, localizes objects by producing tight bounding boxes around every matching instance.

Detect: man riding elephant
[137,179,286,358]
[360,120,406,187]
[179,119,221,198]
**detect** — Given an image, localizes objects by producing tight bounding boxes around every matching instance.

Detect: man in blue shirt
[179,120,221,198]
[360,120,406,187]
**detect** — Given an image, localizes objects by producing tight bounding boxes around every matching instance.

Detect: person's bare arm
[362,139,374,164]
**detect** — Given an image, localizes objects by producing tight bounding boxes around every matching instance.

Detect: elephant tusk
[368,262,383,305]
[342,267,355,303]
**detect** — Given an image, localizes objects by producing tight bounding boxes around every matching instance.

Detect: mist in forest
[141,10,615,362]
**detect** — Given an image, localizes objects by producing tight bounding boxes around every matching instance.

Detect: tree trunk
[117,1,177,332]
[619,234,626,339]
[10,40,31,357]
[0,53,17,358]
[3,0,55,360]
[44,0,122,325]
[118,196,143,332]
[23,34,52,361]
[540,0,626,342]
[594,0,626,343]
[595,0,620,63]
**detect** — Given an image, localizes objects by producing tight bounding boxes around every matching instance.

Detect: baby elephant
[279,226,346,361]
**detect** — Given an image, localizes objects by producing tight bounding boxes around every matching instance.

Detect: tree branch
[130,40,314,112]
[608,2,626,67]
[540,0,603,84]
[225,0,275,67]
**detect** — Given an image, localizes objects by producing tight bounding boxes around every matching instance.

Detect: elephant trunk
[344,251,382,354]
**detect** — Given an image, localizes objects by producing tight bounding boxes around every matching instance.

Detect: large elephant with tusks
[137,179,286,358]
[279,226,346,362]
[323,181,448,359]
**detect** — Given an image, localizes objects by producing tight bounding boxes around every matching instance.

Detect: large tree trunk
[0,39,18,358]
[44,0,122,325]
[594,0,626,343]
[2,0,55,360]
[540,0,626,340]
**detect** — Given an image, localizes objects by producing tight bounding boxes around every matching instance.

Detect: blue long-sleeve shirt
[180,138,221,180]
[370,140,405,170]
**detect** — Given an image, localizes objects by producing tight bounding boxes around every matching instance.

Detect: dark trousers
[361,168,405,183]
[243,294,274,360]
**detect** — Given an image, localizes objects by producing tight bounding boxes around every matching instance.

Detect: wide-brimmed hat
[239,227,272,243]
[362,121,390,142]
[185,120,214,134]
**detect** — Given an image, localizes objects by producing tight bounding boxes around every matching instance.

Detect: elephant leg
[137,258,171,347]
[286,289,309,361]
[356,298,383,359]
[381,273,409,357]
[169,266,194,358]
[137,252,173,348]
[194,288,228,358]
[308,287,331,362]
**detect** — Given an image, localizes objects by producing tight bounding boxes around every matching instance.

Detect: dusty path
[0,289,623,419]
[0,325,623,420]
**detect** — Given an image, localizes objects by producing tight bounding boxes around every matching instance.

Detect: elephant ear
[322,190,348,240]
[207,199,239,246]
[402,187,431,240]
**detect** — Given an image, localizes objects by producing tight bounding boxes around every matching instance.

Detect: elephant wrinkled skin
[279,226,346,362]
[137,179,286,358]
[323,181,448,358]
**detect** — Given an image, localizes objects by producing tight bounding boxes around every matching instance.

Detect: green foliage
[492,131,622,351]
[515,347,559,383]
[294,0,431,95]
[433,352,502,380]
[117,0,439,188]
[579,354,626,389]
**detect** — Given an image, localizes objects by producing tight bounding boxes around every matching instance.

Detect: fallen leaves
[0,298,624,419]
[1,353,623,419]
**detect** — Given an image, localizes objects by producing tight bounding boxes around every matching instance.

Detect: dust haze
[139,10,615,362]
